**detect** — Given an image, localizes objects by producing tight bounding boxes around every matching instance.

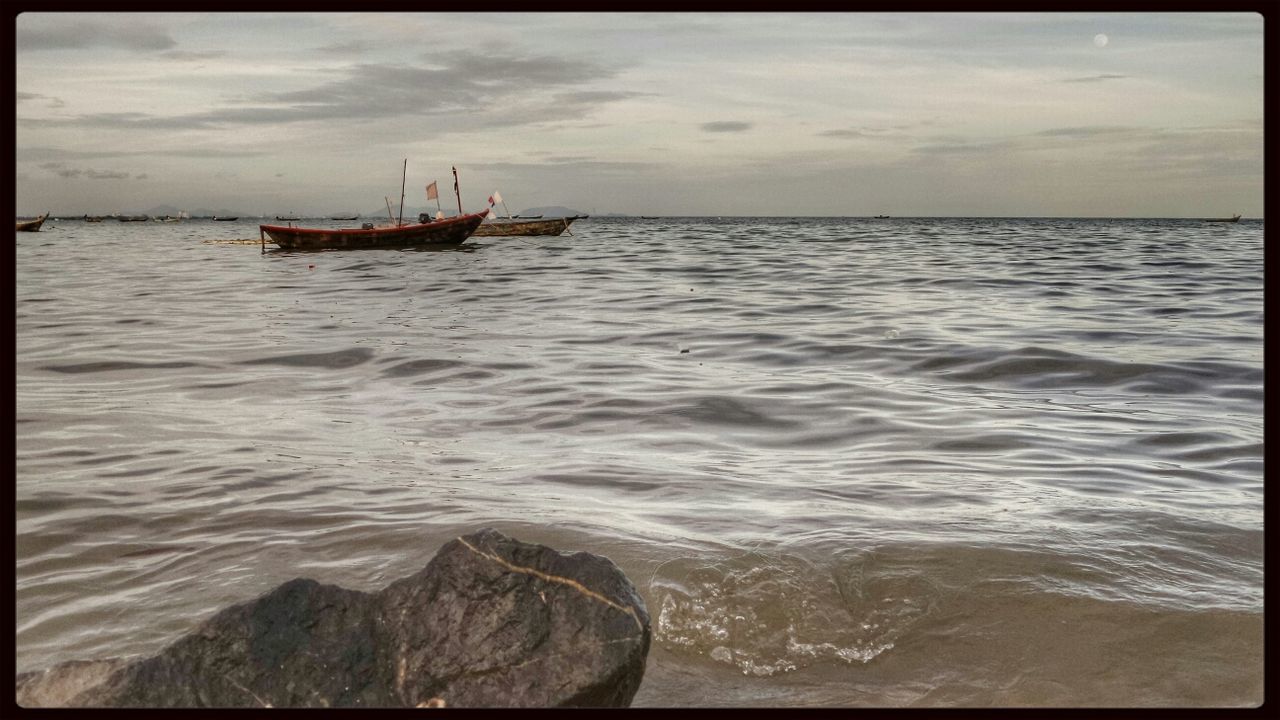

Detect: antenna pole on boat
[452,166,463,216]
[397,159,407,227]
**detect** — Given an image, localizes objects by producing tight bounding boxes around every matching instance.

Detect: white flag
[425,181,438,201]
[491,190,503,204]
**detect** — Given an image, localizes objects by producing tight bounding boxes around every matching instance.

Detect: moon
[1094,33,1109,48]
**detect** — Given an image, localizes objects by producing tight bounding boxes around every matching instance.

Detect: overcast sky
[14,12,1264,217]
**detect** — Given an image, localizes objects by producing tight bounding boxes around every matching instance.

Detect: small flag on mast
[426,182,438,201]
[490,190,510,219]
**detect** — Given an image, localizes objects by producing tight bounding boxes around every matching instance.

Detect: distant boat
[1204,214,1241,223]
[513,214,543,219]
[874,215,890,218]
[212,216,239,221]
[330,215,359,221]
[640,216,658,219]
[83,215,104,223]
[260,210,488,250]
[275,215,301,221]
[116,214,149,222]
[471,214,588,237]
[16,212,49,232]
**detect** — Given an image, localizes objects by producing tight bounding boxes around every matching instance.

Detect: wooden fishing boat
[212,216,239,221]
[1203,214,1241,223]
[471,214,587,237]
[16,212,49,232]
[260,209,489,250]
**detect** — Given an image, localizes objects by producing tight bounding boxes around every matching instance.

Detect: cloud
[159,50,227,61]
[15,19,176,52]
[19,51,637,136]
[16,91,64,108]
[818,129,867,139]
[910,142,990,155]
[38,162,135,180]
[1062,73,1127,83]
[18,112,214,130]
[17,146,268,161]
[1035,126,1137,138]
[701,121,752,133]
[473,159,661,175]
[85,169,131,180]
[316,40,373,55]
[40,162,82,178]
[554,90,648,105]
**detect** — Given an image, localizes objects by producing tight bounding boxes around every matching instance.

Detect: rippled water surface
[15,217,1264,706]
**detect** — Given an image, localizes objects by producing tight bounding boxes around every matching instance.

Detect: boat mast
[397,159,407,227]
[453,167,463,216]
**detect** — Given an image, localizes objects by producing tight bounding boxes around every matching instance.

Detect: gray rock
[16,529,650,708]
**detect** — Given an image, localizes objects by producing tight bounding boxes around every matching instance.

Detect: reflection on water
[15,217,1263,706]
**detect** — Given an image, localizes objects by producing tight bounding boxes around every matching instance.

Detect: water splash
[652,551,935,676]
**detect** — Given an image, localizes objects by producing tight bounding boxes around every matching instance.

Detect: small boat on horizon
[275,215,302,221]
[212,216,239,221]
[1203,214,1242,223]
[17,212,49,232]
[330,215,360,221]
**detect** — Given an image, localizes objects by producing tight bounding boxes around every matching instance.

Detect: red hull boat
[259,210,488,250]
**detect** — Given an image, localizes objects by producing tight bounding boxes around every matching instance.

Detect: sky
[13,12,1265,217]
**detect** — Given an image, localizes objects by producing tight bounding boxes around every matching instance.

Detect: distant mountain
[514,206,587,218]
[145,204,229,217]
[364,204,443,219]
[189,207,245,218]
[357,204,589,220]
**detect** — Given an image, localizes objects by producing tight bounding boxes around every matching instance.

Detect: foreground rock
[16,529,650,708]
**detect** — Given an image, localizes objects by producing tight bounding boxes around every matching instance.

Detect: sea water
[15,216,1264,706]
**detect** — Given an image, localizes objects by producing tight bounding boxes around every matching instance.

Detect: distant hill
[512,206,587,218]
[364,204,442,219]
[143,204,250,218]
[362,204,588,219]
[144,204,184,217]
